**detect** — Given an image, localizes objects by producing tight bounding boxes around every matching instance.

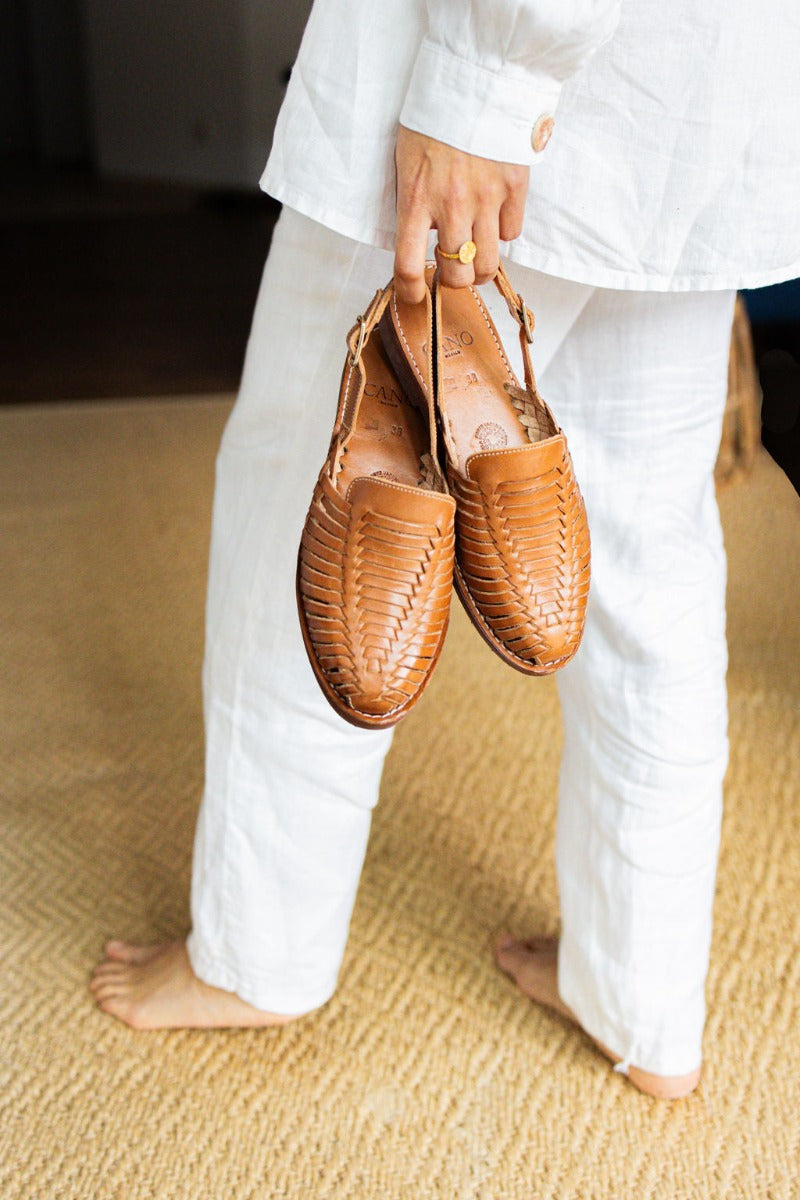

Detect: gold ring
[436,240,477,265]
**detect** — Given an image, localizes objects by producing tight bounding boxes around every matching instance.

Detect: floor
[1,395,798,1200]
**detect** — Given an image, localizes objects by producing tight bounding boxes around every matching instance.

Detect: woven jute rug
[1,398,798,1200]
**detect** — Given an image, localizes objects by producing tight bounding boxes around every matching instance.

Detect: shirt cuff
[399,38,563,166]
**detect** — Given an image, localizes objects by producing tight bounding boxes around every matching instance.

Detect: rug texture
[0,398,798,1200]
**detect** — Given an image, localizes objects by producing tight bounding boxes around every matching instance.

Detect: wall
[80,1,311,188]
[0,0,35,157]
[1,0,89,164]
[240,2,311,184]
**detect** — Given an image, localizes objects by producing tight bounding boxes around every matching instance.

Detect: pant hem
[557,936,705,1078]
[186,930,338,1016]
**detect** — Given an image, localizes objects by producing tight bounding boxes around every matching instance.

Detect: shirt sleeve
[398,0,621,165]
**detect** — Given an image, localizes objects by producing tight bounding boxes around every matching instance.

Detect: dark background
[1,1,798,490]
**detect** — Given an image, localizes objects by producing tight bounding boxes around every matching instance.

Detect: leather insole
[338,335,428,493]
[438,285,530,472]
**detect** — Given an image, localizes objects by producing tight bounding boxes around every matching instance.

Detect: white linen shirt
[262,0,800,291]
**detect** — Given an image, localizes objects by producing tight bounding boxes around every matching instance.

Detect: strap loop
[518,297,534,344]
[349,314,367,366]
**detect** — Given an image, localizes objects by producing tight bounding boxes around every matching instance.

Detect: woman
[89,0,800,1099]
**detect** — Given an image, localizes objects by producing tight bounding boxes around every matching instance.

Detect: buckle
[518,297,534,344]
[349,315,367,366]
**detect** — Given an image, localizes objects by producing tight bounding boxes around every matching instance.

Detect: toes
[103,939,133,961]
[495,935,534,984]
[90,966,129,993]
[89,970,126,996]
[496,931,517,956]
[496,931,561,981]
[494,932,571,1020]
[103,940,158,964]
[92,961,126,979]
[97,993,142,1028]
[518,935,559,954]
[93,980,124,1002]
[493,933,699,1099]
[91,979,147,1027]
[498,930,556,951]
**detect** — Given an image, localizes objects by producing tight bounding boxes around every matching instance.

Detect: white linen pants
[186,208,735,1077]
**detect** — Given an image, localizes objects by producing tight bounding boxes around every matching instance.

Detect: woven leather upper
[300,473,454,721]
[382,265,591,675]
[297,281,456,728]
[451,434,590,671]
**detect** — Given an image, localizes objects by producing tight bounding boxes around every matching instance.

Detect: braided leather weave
[381,265,591,675]
[449,432,590,673]
[299,473,455,724]
[297,280,456,728]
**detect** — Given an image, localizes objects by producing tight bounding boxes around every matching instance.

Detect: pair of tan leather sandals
[296,265,591,729]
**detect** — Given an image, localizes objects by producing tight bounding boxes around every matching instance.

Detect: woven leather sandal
[296,281,456,729]
[380,265,590,675]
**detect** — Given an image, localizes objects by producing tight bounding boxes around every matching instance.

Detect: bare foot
[89,939,303,1030]
[495,934,701,1100]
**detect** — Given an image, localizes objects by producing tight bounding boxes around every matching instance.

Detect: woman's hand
[394,125,530,303]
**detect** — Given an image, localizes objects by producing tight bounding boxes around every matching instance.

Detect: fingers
[394,130,433,304]
[434,228,476,289]
[471,214,500,285]
[435,213,499,288]
[498,173,528,243]
[394,127,530,299]
[394,204,432,304]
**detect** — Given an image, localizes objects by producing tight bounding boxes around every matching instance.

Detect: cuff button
[531,115,554,153]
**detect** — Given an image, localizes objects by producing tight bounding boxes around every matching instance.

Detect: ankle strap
[493,264,539,396]
[331,282,395,445]
[493,262,535,345]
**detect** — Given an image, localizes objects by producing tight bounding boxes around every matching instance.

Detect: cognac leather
[297,281,456,729]
[381,265,590,675]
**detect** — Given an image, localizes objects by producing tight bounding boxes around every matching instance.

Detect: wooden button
[531,115,554,153]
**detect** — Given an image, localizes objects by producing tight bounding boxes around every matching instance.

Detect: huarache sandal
[296,279,455,728]
[380,264,590,675]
